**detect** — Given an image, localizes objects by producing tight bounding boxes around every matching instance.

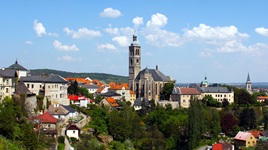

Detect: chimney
[156,65,158,70]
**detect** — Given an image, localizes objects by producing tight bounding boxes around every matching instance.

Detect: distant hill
[30,69,128,83]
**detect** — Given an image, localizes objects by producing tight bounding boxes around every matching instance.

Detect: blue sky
[1,1,268,83]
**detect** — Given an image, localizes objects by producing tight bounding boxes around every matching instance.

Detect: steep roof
[15,81,36,96]
[65,77,91,84]
[247,73,251,82]
[62,105,76,113]
[250,130,263,138]
[80,84,99,89]
[180,88,200,95]
[48,105,69,115]
[7,60,27,71]
[37,112,57,124]
[0,69,17,78]
[101,90,121,97]
[20,74,67,83]
[106,97,119,107]
[234,131,253,141]
[200,87,230,93]
[135,68,172,82]
[130,90,136,95]
[66,122,81,131]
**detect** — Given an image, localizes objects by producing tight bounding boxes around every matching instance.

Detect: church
[128,34,175,101]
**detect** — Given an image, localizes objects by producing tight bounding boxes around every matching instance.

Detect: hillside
[30,69,128,83]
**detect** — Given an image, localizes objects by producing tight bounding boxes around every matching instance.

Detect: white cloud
[57,55,81,61]
[100,8,122,18]
[53,40,79,51]
[97,43,117,52]
[146,13,168,28]
[112,36,131,47]
[255,27,268,36]
[143,13,182,47]
[33,20,58,37]
[105,27,134,36]
[25,41,33,45]
[63,27,101,39]
[184,24,249,44]
[132,17,143,28]
[105,27,119,35]
[33,20,46,37]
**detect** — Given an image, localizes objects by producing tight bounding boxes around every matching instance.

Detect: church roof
[247,73,251,82]
[133,97,150,107]
[130,34,140,46]
[135,68,172,82]
[7,60,27,71]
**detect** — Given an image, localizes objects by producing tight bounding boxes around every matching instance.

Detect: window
[6,88,8,93]
[73,131,75,134]
[27,84,30,88]
[32,84,34,89]
[183,100,185,103]
[6,80,9,85]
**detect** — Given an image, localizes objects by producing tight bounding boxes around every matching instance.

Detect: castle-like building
[128,34,175,100]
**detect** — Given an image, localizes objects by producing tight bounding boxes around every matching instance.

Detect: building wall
[201,92,234,103]
[66,130,79,139]
[179,95,201,108]
[0,77,16,100]
[246,135,256,147]
[24,82,69,105]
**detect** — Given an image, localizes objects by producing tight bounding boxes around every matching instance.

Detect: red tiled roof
[68,95,88,101]
[130,90,136,94]
[250,130,263,138]
[37,112,57,124]
[180,88,200,95]
[106,97,119,107]
[65,78,91,85]
[234,131,252,141]
[109,82,129,90]
[97,86,105,93]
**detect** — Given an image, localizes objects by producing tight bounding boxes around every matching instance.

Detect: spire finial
[15,58,18,64]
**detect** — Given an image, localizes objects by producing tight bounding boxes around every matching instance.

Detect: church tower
[129,33,141,92]
[246,73,252,93]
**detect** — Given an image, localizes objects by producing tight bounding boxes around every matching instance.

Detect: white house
[65,122,81,140]
[68,95,90,107]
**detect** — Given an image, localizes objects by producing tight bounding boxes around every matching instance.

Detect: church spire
[247,73,250,82]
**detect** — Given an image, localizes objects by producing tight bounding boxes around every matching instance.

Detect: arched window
[130,59,133,65]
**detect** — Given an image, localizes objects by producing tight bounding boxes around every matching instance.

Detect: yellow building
[234,131,256,148]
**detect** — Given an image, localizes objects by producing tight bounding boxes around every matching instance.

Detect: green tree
[188,98,204,150]
[108,105,133,142]
[0,97,20,141]
[67,80,78,95]
[160,83,174,100]
[88,107,108,135]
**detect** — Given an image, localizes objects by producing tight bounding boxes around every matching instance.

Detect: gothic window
[130,59,133,65]
[136,59,139,63]
[155,83,158,95]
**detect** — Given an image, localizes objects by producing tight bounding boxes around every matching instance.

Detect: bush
[58,136,65,143]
